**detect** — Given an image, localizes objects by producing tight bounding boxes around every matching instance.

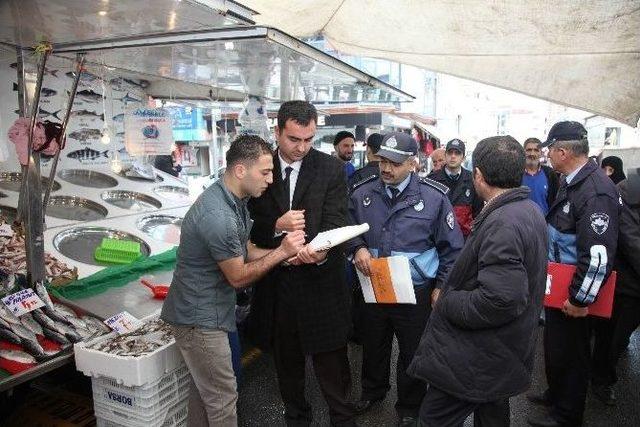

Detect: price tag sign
[1,288,45,316]
[104,311,144,335]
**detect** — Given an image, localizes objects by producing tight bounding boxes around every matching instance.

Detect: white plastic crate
[94,383,190,427]
[74,326,185,387]
[96,397,189,427]
[92,365,190,412]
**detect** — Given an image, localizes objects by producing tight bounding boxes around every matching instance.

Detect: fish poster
[124,108,174,156]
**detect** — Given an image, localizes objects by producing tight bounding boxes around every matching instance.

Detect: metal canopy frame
[50,26,414,103]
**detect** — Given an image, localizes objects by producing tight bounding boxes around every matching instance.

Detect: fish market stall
[0,2,412,422]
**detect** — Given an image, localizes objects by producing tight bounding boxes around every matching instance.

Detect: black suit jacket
[247,148,351,354]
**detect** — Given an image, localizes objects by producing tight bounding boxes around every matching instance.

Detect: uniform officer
[527,122,621,427]
[349,132,464,427]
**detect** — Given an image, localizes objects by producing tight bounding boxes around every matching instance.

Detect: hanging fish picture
[68,128,103,142]
[13,108,62,120]
[72,89,105,103]
[112,113,125,122]
[65,70,102,84]
[70,110,105,121]
[67,147,109,162]
[118,92,141,104]
[12,83,56,97]
[10,63,59,77]
[110,77,150,91]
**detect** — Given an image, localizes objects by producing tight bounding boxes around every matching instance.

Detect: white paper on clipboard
[308,223,369,251]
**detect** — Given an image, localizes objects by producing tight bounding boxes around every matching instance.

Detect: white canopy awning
[239,0,640,127]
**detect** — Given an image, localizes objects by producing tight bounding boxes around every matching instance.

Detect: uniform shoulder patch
[420,177,449,195]
[351,174,378,191]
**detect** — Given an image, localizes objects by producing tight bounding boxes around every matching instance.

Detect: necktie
[283,166,293,207]
[449,173,459,181]
[389,187,400,205]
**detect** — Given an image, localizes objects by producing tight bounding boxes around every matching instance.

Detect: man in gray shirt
[161,135,305,427]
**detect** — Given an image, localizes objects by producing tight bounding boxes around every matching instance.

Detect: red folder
[545,262,616,318]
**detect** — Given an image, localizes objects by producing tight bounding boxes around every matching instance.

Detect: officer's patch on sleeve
[420,177,449,195]
[352,174,378,192]
[590,212,610,235]
[446,212,455,230]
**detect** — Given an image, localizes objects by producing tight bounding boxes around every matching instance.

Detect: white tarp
[239,0,640,127]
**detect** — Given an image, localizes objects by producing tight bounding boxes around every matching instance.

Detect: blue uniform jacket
[547,160,621,307]
[348,173,464,289]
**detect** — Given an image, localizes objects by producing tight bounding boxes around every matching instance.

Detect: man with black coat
[408,135,548,426]
[247,101,356,427]
[349,132,382,190]
[428,138,483,238]
[591,168,640,405]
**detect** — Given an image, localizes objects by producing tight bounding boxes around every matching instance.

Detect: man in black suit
[248,101,357,427]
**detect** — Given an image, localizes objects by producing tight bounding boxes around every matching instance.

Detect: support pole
[43,53,85,213]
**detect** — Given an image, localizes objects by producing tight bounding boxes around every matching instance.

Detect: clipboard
[308,223,370,251]
[545,262,616,318]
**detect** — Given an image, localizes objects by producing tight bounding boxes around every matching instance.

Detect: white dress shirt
[279,153,302,208]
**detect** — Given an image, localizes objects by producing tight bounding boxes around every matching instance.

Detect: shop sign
[124,108,174,156]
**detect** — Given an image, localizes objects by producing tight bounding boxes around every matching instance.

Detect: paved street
[238,328,640,426]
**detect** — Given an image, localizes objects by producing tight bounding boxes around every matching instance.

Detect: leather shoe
[353,397,383,414]
[526,390,552,407]
[527,413,561,427]
[592,384,616,406]
[398,416,417,427]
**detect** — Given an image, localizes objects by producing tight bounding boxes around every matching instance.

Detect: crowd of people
[159,100,638,427]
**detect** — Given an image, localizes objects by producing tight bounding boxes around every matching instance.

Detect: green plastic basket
[94,238,142,264]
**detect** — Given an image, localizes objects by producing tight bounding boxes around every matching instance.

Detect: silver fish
[81,316,110,335]
[43,306,72,326]
[0,326,22,345]
[12,83,56,97]
[20,312,44,336]
[53,321,83,343]
[35,281,53,310]
[42,327,70,345]
[0,304,21,326]
[67,147,109,162]
[31,308,57,331]
[73,89,104,103]
[11,323,46,360]
[68,128,103,142]
[0,349,37,364]
[53,303,78,319]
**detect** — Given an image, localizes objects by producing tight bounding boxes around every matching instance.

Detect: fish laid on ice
[53,321,83,343]
[35,281,54,309]
[0,326,22,345]
[42,306,72,326]
[20,312,44,336]
[10,323,46,360]
[0,304,21,326]
[0,349,37,365]
[68,128,103,142]
[53,303,78,319]
[67,147,109,162]
[81,315,110,335]
[31,308,57,331]
[42,327,70,345]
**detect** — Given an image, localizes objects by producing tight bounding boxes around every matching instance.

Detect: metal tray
[0,172,61,193]
[100,190,162,211]
[45,196,108,221]
[53,227,151,266]
[136,214,183,244]
[57,169,118,188]
[153,185,190,202]
[115,170,164,183]
[0,205,17,223]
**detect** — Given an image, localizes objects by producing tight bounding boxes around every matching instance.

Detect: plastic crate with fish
[92,364,191,413]
[74,318,185,386]
[95,393,189,427]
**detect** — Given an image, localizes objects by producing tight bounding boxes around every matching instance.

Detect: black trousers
[273,297,355,427]
[591,294,640,386]
[543,307,591,426]
[360,285,430,417]
[418,385,510,427]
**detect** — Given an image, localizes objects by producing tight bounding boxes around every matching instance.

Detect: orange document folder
[545,262,616,318]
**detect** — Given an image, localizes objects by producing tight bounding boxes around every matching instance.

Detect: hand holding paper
[356,256,416,304]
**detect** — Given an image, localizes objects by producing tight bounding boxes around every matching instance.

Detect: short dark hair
[334,130,355,146]
[277,100,318,131]
[553,139,589,157]
[473,135,525,189]
[523,137,541,148]
[225,134,272,168]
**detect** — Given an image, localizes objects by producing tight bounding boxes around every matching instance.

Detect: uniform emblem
[465,188,470,198]
[562,202,570,214]
[446,212,455,230]
[619,195,623,206]
[414,200,424,211]
[386,137,397,148]
[590,213,610,235]
[363,196,371,207]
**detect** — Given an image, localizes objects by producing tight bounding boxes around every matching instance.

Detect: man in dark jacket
[349,132,382,190]
[408,135,548,426]
[522,137,559,215]
[428,139,483,238]
[591,169,640,405]
[528,121,620,427]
